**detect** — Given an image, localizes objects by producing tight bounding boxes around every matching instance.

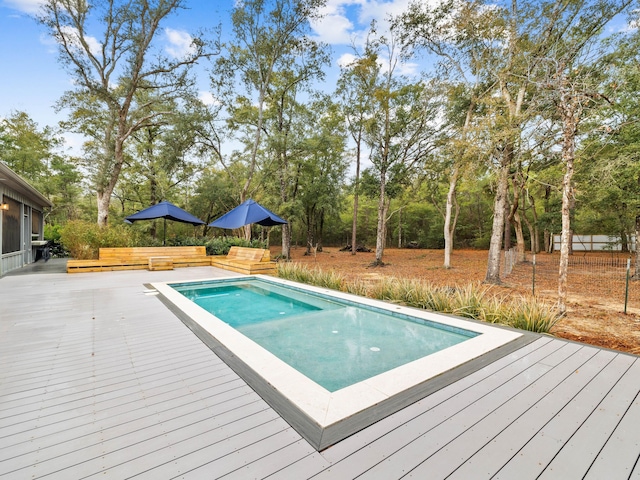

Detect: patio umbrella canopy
[125,201,205,245]
[209,199,287,229]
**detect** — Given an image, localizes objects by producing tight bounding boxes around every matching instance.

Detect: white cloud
[358,0,414,27]
[311,0,359,45]
[337,46,418,76]
[165,28,195,59]
[58,25,102,56]
[198,91,220,106]
[62,132,85,156]
[311,0,415,47]
[337,52,358,68]
[3,0,44,14]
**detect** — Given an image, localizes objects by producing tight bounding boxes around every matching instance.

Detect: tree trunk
[281,223,291,260]
[305,207,315,255]
[522,212,536,255]
[351,140,361,255]
[544,230,552,253]
[96,137,125,227]
[514,210,526,262]
[503,199,512,251]
[96,190,112,227]
[149,172,158,240]
[373,171,387,266]
[444,165,459,269]
[635,215,640,279]
[398,207,402,248]
[318,211,324,252]
[558,99,579,315]
[484,153,510,284]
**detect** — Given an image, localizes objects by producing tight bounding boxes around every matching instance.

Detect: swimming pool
[153,275,525,450]
[172,278,478,392]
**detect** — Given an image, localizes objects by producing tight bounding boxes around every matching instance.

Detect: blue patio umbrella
[209,199,287,229]
[125,201,205,245]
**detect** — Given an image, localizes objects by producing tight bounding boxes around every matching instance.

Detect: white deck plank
[537,354,638,479]
[309,339,575,479]
[218,439,320,480]
[357,343,600,479]
[2,265,640,479]
[316,336,556,466]
[419,347,626,479]
[583,359,640,479]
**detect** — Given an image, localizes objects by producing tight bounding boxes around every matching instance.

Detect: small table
[148,256,173,271]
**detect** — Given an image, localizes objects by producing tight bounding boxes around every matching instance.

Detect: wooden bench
[66,246,210,273]
[210,246,277,275]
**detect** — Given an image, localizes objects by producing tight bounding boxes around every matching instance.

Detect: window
[32,209,41,237]
[2,196,21,254]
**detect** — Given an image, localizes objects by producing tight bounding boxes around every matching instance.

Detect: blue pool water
[172,278,478,392]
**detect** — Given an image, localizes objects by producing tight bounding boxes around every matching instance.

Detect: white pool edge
[153,275,524,450]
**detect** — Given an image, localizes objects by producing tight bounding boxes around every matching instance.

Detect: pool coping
[152,275,531,451]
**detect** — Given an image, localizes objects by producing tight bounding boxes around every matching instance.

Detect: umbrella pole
[163,218,166,246]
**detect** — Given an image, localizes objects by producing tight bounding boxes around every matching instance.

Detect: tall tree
[0,111,81,222]
[578,32,640,277]
[336,35,378,255]
[212,0,326,241]
[38,0,211,226]
[394,0,492,268]
[0,111,58,183]
[359,29,440,266]
[296,99,348,254]
[531,0,634,312]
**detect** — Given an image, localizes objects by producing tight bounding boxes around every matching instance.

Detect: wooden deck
[1,264,639,479]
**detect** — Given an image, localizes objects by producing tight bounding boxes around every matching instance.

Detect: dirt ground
[272,246,640,355]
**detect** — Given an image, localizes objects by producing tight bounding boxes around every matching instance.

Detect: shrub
[60,220,141,259]
[205,237,266,255]
[44,224,68,258]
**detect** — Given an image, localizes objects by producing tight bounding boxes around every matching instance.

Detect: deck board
[1,265,639,479]
[354,342,594,479]
[417,347,620,479]
[309,339,569,479]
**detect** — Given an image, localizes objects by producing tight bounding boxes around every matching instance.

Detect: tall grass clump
[277,263,345,291]
[368,277,401,302]
[502,297,561,333]
[344,279,369,297]
[448,284,491,320]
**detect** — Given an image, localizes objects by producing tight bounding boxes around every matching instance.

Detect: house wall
[0,184,46,276]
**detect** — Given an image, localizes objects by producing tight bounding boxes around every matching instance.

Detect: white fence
[552,234,636,252]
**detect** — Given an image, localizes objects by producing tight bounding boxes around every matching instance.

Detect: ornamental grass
[277,262,560,334]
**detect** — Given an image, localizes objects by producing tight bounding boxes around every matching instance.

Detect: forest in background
[3,0,640,312]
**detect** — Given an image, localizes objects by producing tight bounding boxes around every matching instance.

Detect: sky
[0,0,416,155]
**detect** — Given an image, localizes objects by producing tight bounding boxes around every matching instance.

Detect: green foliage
[205,237,267,256]
[277,263,560,334]
[44,224,63,243]
[60,220,142,259]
